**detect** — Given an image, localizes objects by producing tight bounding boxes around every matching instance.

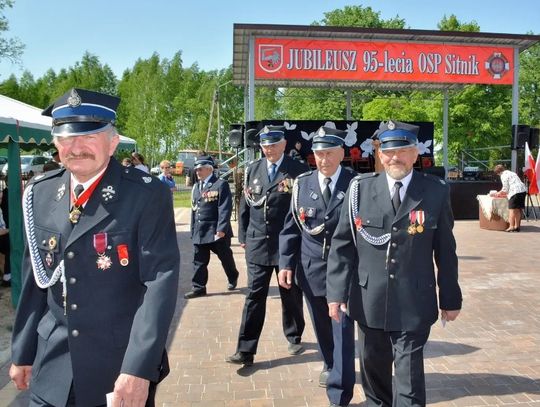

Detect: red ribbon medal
[408,211,417,235]
[117,244,129,266]
[94,232,112,270]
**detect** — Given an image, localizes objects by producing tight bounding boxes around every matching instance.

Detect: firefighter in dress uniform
[326,120,462,407]
[184,155,239,298]
[226,126,308,366]
[278,127,357,407]
[10,88,180,407]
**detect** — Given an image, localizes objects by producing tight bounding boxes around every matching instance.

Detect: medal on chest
[69,207,82,224]
[94,232,112,270]
[408,211,417,235]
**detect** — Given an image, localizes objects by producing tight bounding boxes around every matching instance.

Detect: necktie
[74,184,84,199]
[269,163,277,182]
[322,177,332,206]
[199,181,204,191]
[392,181,403,213]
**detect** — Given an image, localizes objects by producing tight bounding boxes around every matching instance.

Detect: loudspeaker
[244,121,261,148]
[512,124,530,149]
[228,124,244,148]
[529,128,539,149]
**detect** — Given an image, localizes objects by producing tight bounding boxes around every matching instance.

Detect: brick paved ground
[1,209,539,406]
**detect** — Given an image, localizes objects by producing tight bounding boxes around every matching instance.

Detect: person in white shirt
[493,164,527,232]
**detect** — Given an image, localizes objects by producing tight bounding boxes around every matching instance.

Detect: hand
[215,231,225,239]
[112,373,149,407]
[0,228,8,236]
[240,243,246,249]
[441,309,460,322]
[328,302,347,322]
[278,269,293,289]
[9,364,32,390]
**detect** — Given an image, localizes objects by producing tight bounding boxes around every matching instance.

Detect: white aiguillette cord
[22,184,67,311]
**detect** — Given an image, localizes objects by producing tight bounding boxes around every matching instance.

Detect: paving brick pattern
[1,209,539,406]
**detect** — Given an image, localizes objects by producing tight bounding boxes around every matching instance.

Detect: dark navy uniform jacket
[279,167,356,297]
[11,158,180,407]
[327,170,462,332]
[239,155,308,266]
[191,174,233,245]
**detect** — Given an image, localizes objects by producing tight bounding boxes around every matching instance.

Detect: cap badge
[387,120,395,130]
[67,89,82,108]
[262,125,270,134]
[317,128,326,137]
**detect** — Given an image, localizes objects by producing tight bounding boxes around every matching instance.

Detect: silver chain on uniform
[349,178,391,246]
[22,184,66,289]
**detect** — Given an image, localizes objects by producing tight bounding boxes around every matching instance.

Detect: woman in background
[131,152,149,173]
[493,164,527,232]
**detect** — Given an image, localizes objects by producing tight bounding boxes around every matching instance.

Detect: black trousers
[192,237,239,290]
[0,233,10,276]
[237,262,304,354]
[304,293,355,406]
[358,324,431,407]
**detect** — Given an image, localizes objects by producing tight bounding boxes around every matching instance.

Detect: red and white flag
[524,142,538,195]
[536,147,540,194]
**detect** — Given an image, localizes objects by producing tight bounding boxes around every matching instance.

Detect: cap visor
[52,122,111,137]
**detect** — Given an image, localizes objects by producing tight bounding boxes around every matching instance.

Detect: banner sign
[255,38,514,85]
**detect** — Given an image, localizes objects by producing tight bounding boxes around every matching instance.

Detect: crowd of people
[17,87,540,406]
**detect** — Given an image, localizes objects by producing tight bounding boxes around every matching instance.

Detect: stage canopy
[232,24,540,172]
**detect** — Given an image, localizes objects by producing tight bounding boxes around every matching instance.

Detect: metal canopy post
[443,89,449,178]
[346,89,352,120]
[511,47,520,173]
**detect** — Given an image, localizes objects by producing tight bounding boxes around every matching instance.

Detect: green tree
[0,0,24,64]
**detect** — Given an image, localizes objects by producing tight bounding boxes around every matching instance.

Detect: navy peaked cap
[42,88,120,137]
[373,120,419,150]
[258,125,285,145]
[194,155,215,169]
[312,126,346,151]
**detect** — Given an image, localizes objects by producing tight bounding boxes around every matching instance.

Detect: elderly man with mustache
[10,88,180,407]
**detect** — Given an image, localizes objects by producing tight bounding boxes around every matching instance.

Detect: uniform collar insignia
[310,191,318,200]
[142,176,152,184]
[101,185,116,202]
[337,191,345,200]
[55,183,66,201]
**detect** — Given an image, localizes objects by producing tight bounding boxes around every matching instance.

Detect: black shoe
[227,278,238,290]
[183,288,206,299]
[319,369,330,388]
[0,280,10,288]
[287,342,305,355]
[225,351,254,366]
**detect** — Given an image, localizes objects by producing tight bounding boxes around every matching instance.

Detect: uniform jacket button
[266,235,270,239]
[392,226,398,232]
[389,274,395,279]
[390,258,396,264]
[69,277,77,284]
[391,242,397,248]
[324,216,329,220]
[66,251,75,259]
[70,303,78,311]
[71,329,79,337]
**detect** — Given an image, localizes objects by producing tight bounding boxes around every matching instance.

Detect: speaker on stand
[512,124,530,149]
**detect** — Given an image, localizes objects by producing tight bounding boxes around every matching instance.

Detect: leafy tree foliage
[0,0,23,64]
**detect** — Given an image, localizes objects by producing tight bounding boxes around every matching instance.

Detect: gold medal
[416,224,424,233]
[48,236,57,250]
[408,225,417,235]
[69,207,82,223]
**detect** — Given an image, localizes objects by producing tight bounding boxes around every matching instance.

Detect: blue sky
[1,0,539,80]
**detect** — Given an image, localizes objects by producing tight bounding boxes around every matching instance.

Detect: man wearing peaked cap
[327,119,462,406]
[227,124,309,366]
[279,126,357,407]
[185,155,239,299]
[10,88,180,406]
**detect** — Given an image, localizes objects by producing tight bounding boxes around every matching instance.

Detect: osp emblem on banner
[258,44,283,73]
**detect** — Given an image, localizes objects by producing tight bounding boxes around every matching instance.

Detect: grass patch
[173,190,192,208]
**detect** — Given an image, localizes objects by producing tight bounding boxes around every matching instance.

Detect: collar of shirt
[317,166,342,194]
[201,173,213,188]
[385,170,413,201]
[71,167,107,197]
[267,154,284,172]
